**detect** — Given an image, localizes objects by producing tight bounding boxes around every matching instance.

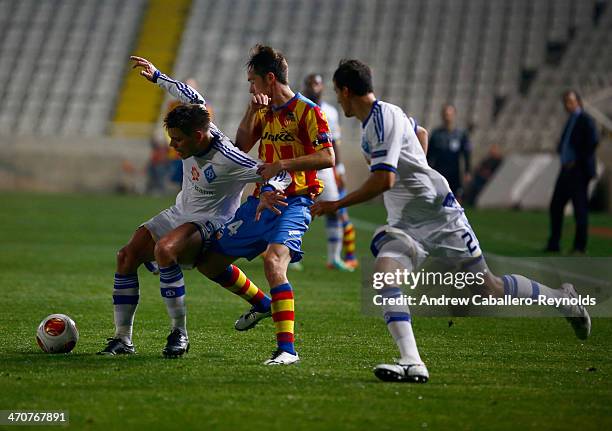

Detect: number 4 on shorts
[227,220,244,236]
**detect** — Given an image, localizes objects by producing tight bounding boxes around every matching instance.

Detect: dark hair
[247,44,289,85]
[563,89,583,106]
[332,59,373,96]
[164,104,210,135]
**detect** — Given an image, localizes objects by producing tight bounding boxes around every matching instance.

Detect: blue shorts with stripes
[211,195,312,263]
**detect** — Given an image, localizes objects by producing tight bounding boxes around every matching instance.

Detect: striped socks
[326,215,343,264]
[502,274,563,300]
[270,283,295,354]
[342,219,357,261]
[159,264,187,334]
[381,287,423,365]
[113,273,139,344]
[212,265,271,312]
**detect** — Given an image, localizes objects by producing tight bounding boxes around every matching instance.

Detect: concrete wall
[0,135,150,193]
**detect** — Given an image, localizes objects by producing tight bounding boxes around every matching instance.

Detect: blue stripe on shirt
[212,142,258,168]
[370,163,397,173]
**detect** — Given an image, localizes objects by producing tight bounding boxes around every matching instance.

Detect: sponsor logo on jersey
[193,184,214,196]
[191,165,200,181]
[261,131,294,142]
[288,230,301,236]
[204,165,217,183]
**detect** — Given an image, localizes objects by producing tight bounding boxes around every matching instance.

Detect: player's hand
[311,200,339,217]
[257,161,283,180]
[250,93,270,110]
[130,55,158,81]
[255,190,288,221]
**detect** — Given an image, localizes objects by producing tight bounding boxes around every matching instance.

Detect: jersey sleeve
[306,106,333,151]
[369,109,402,174]
[218,143,291,191]
[152,71,206,105]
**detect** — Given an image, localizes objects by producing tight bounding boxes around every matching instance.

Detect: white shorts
[371,206,482,270]
[141,206,221,245]
[317,167,339,202]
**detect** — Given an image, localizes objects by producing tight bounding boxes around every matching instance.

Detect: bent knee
[116,246,133,267]
[154,236,179,261]
[263,252,288,282]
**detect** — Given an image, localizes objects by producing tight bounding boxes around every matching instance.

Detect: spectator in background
[545,90,599,254]
[427,104,471,199]
[463,143,503,207]
[146,135,170,195]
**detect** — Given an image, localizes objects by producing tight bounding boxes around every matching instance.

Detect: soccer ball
[36,314,79,353]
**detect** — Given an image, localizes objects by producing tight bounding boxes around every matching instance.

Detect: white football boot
[263,349,300,365]
[374,362,429,383]
[234,306,272,331]
[560,283,591,340]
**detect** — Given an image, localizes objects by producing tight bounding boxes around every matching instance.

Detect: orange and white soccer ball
[36,314,79,353]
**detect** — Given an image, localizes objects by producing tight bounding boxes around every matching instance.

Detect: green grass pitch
[0,192,610,430]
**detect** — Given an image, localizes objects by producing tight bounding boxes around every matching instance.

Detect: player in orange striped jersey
[197,45,335,365]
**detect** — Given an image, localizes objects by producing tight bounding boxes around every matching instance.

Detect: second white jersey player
[362,100,480,260]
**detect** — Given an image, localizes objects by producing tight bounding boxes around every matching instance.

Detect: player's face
[334,83,353,117]
[167,127,200,159]
[247,68,271,96]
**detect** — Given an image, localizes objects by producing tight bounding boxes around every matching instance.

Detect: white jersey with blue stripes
[177,127,290,226]
[361,100,452,228]
[154,71,291,225]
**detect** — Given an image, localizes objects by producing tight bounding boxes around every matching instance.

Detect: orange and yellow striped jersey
[253,93,332,197]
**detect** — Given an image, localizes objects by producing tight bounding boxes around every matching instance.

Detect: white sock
[113,273,139,344]
[326,216,343,264]
[159,264,187,335]
[381,287,423,365]
[502,274,564,300]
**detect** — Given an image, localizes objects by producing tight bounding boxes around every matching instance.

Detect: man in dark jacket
[427,104,471,198]
[546,90,599,253]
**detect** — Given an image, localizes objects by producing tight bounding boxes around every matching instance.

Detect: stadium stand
[171,0,608,147]
[0,0,609,196]
[0,0,607,142]
[0,0,145,136]
[474,0,611,155]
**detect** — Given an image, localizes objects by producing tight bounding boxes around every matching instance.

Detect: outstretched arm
[311,170,395,216]
[258,147,335,180]
[130,55,205,105]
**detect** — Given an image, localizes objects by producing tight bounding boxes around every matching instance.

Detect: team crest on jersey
[191,165,200,181]
[361,136,370,155]
[204,165,217,183]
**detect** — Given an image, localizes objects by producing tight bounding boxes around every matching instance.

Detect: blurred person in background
[545,90,599,254]
[462,143,503,207]
[303,73,357,271]
[146,135,171,195]
[427,104,472,200]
